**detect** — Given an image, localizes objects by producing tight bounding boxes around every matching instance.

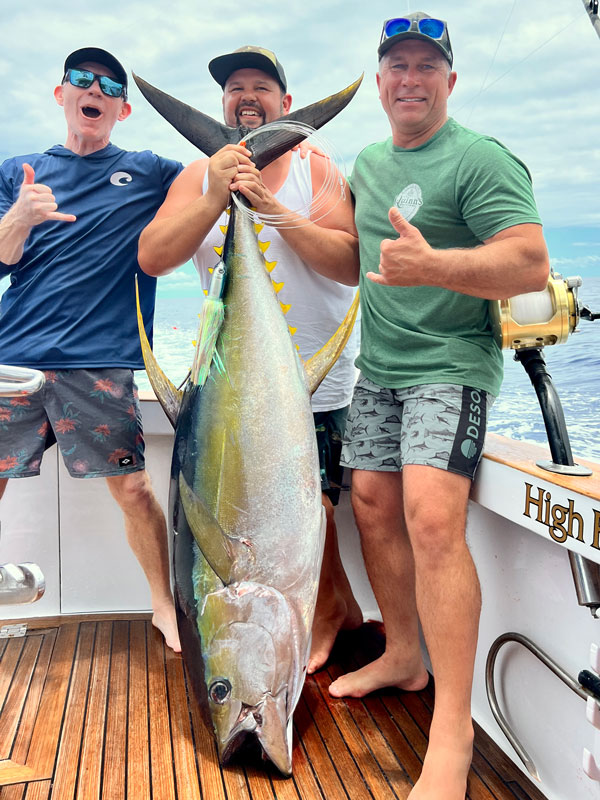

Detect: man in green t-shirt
[329,13,549,799]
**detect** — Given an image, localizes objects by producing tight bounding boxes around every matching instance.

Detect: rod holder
[515,348,592,476]
[569,552,600,616]
[0,563,45,605]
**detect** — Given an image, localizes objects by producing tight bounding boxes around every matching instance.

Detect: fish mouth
[218,690,292,775]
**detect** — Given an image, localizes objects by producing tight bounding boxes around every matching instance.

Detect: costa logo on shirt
[109,171,133,186]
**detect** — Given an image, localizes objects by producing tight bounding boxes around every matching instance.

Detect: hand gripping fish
[134,73,361,775]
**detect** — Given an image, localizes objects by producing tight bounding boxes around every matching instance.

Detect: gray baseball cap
[208,45,287,91]
[378,12,453,67]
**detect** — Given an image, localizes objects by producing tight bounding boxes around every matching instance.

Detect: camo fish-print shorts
[340,374,495,480]
[0,368,145,479]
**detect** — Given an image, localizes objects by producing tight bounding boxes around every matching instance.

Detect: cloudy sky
[1,0,600,297]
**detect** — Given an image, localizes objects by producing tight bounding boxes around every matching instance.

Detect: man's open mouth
[237,106,263,125]
[82,107,101,119]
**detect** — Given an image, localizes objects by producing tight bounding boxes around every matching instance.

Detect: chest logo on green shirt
[394,184,422,222]
[109,171,133,186]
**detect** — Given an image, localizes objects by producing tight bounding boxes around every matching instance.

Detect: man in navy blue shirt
[0,47,182,651]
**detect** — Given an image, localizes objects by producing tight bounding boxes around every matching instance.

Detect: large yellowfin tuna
[134,74,361,774]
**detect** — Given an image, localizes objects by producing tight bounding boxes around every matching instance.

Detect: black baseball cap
[378,12,453,67]
[63,47,128,94]
[208,45,287,91]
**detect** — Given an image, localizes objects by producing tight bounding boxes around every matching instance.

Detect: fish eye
[209,679,232,705]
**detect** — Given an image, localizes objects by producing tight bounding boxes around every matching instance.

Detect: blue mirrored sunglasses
[64,68,126,99]
[381,17,446,43]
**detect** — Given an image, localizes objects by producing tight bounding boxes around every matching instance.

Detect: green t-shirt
[349,117,543,397]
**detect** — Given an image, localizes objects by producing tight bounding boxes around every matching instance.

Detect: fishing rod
[582,0,600,39]
[486,275,600,780]
[486,8,600,779]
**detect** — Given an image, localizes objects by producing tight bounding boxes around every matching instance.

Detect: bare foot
[308,593,363,674]
[328,651,429,698]
[152,603,181,652]
[408,730,473,800]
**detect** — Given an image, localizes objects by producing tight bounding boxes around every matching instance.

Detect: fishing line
[464,0,517,125]
[230,120,347,228]
[455,8,583,114]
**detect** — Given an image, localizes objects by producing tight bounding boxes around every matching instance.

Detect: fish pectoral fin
[303,291,360,395]
[178,472,235,584]
[135,276,182,427]
[257,691,292,776]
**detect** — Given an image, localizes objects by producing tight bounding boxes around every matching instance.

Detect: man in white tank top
[138,46,362,674]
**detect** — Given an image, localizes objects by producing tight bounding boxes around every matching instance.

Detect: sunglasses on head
[380,16,447,44]
[64,68,126,99]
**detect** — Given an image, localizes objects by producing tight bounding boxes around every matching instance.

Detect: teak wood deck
[0,615,546,800]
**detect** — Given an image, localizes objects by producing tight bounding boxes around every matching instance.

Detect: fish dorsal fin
[179,472,237,585]
[135,277,182,427]
[304,291,360,395]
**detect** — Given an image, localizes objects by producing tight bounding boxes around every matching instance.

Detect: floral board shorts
[340,374,495,480]
[0,368,145,479]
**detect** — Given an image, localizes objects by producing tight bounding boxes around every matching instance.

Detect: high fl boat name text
[523,482,600,549]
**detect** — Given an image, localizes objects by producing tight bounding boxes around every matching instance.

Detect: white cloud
[551,254,600,269]
[0,0,599,231]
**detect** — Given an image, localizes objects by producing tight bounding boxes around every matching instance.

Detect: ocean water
[141,276,600,464]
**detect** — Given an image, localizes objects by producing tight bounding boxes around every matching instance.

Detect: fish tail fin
[133,74,239,155]
[132,73,363,170]
[242,75,364,170]
[135,276,182,427]
[303,291,360,395]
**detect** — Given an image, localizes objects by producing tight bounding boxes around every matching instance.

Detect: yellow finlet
[272,281,284,294]
[134,276,182,428]
[213,246,223,257]
[280,302,291,315]
[219,225,228,235]
[203,289,208,296]
[264,260,277,273]
[192,340,197,346]
[288,326,297,336]
[258,240,270,254]
[254,222,264,234]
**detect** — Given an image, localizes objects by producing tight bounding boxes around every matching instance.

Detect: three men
[137,45,363,671]
[0,48,182,651]
[1,30,552,794]
[329,13,549,799]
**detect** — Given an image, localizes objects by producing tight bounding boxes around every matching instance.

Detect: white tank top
[192,151,358,412]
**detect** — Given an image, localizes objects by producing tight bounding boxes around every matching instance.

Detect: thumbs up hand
[366,207,433,287]
[15,163,77,228]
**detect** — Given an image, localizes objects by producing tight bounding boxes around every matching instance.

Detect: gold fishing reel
[489,273,582,350]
